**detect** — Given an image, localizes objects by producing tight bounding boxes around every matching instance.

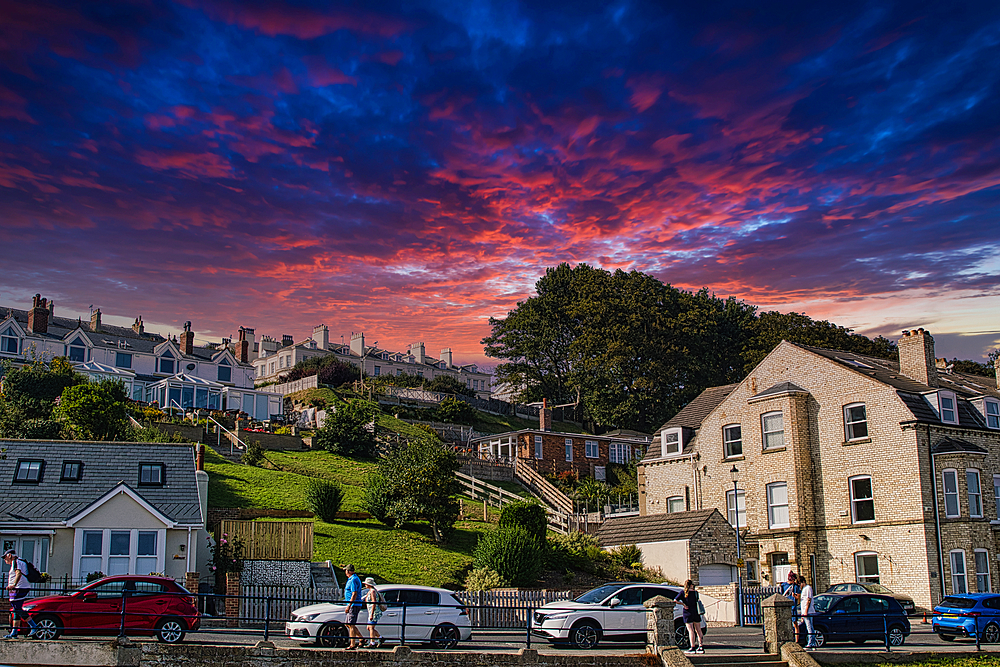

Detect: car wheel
[984,623,1000,644]
[569,621,601,650]
[812,628,825,648]
[937,633,955,642]
[316,621,348,648]
[156,617,187,644]
[887,626,905,647]
[674,624,690,649]
[430,623,460,649]
[33,615,62,641]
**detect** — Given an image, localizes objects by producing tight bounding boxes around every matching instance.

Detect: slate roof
[656,384,740,434]
[0,440,202,526]
[752,382,809,400]
[596,509,726,547]
[931,437,989,455]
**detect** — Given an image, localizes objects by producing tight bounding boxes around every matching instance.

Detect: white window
[723,424,742,458]
[951,550,968,594]
[976,550,991,593]
[76,528,164,578]
[994,475,1000,520]
[855,552,880,584]
[278,356,284,368]
[726,489,746,528]
[844,403,869,440]
[269,362,275,375]
[850,476,875,523]
[609,443,621,464]
[217,358,231,382]
[968,469,983,518]
[943,469,960,517]
[585,440,598,459]
[761,412,784,450]
[565,439,573,462]
[534,435,543,460]
[160,350,175,374]
[660,428,682,457]
[373,366,381,376]
[938,391,959,424]
[766,482,789,528]
[0,327,19,355]
[667,496,685,513]
[986,399,1000,430]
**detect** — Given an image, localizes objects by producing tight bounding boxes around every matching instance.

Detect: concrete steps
[689,654,786,667]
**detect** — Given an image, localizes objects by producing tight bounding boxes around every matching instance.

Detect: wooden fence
[269,375,319,396]
[453,589,576,628]
[514,461,573,514]
[240,585,339,624]
[220,520,313,561]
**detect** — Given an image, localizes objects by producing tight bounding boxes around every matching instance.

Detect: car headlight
[291,613,321,622]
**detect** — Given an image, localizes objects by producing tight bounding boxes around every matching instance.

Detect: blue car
[808,593,911,647]
[932,594,1000,643]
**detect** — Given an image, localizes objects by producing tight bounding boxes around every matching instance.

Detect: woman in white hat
[362,577,386,648]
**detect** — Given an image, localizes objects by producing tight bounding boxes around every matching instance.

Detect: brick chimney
[350,332,365,357]
[27,294,48,334]
[48,300,54,318]
[898,328,938,387]
[440,348,453,368]
[237,327,249,363]
[196,444,205,471]
[540,398,552,432]
[90,308,102,333]
[180,321,194,356]
[132,316,144,335]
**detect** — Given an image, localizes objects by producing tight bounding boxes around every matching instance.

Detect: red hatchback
[22,575,200,643]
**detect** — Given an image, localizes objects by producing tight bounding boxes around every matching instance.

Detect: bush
[305,478,344,523]
[85,571,105,582]
[435,397,475,424]
[608,544,643,568]
[473,526,543,587]
[465,567,506,591]
[315,399,379,458]
[242,440,265,466]
[498,500,547,543]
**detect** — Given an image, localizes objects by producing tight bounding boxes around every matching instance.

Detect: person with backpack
[780,572,801,637]
[3,549,39,639]
[362,577,386,648]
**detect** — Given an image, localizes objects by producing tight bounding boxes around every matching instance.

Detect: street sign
[737,558,745,567]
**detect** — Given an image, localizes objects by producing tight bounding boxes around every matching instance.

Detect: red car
[22,575,200,643]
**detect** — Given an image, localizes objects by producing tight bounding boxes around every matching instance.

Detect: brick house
[596,509,737,586]
[638,329,1000,611]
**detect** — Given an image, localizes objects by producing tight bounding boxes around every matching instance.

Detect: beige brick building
[638,329,1000,611]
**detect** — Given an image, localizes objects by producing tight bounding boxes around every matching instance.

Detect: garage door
[698,564,734,586]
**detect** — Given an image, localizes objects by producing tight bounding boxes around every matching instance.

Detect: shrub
[608,543,643,568]
[498,500,547,543]
[305,478,344,523]
[85,571,105,583]
[435,397,475,424]
[241,440,265,466]
[473,526,543,587]
[315,399,379,458]
[552,530,599,558]
[465,567,506,591]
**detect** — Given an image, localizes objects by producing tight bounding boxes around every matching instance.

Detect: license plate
[942,614,958,619]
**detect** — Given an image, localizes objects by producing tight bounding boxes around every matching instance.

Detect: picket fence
[240,585,340,624]
[453,589,576,628]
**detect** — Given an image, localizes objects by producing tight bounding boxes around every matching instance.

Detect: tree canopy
[483,263,899,432]
[0,358,84,439]
[314,398,379,458]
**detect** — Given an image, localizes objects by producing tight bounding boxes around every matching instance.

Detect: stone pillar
[225,572,241,628]
[762,593,794,654]
[645,595,677,654]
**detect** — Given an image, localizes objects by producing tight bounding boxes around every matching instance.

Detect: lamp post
[731,464,744,627]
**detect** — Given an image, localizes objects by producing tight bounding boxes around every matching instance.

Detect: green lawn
[837,659,1000,667]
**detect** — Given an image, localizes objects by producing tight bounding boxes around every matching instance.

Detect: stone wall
[152,423,205,443]
[233,430,306,450]
[240,560,311,587]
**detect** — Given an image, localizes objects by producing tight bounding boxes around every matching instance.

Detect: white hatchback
[532,582,707,649]
[286,584,472,648]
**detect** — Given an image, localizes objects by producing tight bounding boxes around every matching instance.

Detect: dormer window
[61,461,83,482]
[159,350,175,374]
[934,390,959,425]
[0,327,19,355]
[660,428,683,457]
[218,358,232,383]
[14,460,44,484]
[68,342,86,362]
[985,399,1000,430]
[139,463,164,486]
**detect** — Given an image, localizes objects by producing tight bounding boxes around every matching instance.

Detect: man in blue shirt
[780,571,800,638]
[343,564,363,650]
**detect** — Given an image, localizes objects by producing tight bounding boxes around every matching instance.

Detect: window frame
[564,438,573,462]
[0,328,20,355]
[723,424,743,459]
[217,358,232,383]
[766,481,790,529]
[138,463,165,487]
[975,549,991,593]
[985,399,1000,430]
[666,496,685,513]
[994,474,1000,520]
[938,390,959,425]
[726,489,746,528]
[534,435,543,460]
[13,459,44,484]
[585,440,599,459]
[849,475,875,524]
[968,469,983,518]
[61,461,83,482]
[761,411,785,450]
[951,549,968,594]
[843,403,869,441]
[660,427,682,457]
[68,344,86,363]
[943,468,960,518]
[855,551,880,584]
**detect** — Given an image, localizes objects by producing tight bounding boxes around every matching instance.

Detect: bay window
[75,528,165,578]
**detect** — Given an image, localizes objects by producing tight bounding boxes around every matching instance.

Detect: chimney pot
[898,328,938,387]
[28,294,49,334]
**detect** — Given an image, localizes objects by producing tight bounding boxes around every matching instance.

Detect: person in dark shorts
[4,549,38,639]
[342,564,363,650]
[676,579,704,654]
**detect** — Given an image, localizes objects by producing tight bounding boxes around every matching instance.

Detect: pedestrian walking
[676,579,705,654]
[780,572,800,638]
[342,564,364,650]
[799,574,818,650]
[363,577,386,648]
[3,550,38,639]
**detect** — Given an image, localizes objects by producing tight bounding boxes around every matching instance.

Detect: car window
[398,589,439,606]
[939,596,977,609]
[613,587,642,606]
[829,584,846,592]
[380,589,399,604]
[812,595,835,613]
[132,581,167,596]
[642,587,675,603]
[88,580,127,599]
[983,597,1000,610]
[837,597,861,614]
[862,596,890,614]
[575,584,626,604]
[852,584,866,592]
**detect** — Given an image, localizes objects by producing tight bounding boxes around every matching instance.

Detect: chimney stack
[48,300,54,318]
[440,348,453,368]
[196,444,205,471]
[409,342,425,365]
[27,294,48,334]
[281,334,294,348]
[540,398,552,432]
[898,328,938,387]
[132,316,144,335]
[180,321,194,355]
[313,324,329,350]
[350,332,365,357]
[237,327,249,363]
[90,308,102,333]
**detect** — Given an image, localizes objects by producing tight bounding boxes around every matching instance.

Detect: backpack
[23,561,42,584]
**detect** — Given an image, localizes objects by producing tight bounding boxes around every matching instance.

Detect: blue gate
[741,585,782,625]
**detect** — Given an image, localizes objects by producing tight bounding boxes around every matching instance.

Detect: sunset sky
[2,0,999,366]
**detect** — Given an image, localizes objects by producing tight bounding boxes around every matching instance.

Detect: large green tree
[56,379,133,441]
[0,358,83,439]
[314,398,379,457]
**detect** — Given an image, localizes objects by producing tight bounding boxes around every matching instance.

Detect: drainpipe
[186,526,192,572]
[929,433,946,600]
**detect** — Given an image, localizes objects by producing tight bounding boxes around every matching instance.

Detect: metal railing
[209,416,248,456]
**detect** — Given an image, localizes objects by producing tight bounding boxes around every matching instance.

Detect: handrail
[128,414,143,430]
[209,416,249,455]
[514,461,573,514]
[455,471,525,505]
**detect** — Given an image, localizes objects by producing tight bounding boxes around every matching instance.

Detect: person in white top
[4,549,37,639]
[798,574,817,649]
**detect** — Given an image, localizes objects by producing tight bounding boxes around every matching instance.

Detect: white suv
[286,584,472,648]
[532,582,707,649]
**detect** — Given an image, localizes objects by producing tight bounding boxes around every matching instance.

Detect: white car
[286,584,472,648]
[532,582,708,649]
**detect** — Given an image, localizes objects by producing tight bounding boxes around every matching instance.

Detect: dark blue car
[808,593,910,647]
[932,594,1000,643]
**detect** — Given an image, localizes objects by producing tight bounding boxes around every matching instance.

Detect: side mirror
[82,591,97,601]
[608,598,621,608]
